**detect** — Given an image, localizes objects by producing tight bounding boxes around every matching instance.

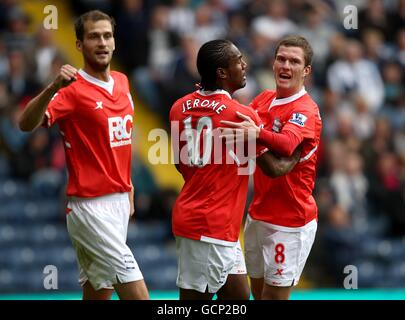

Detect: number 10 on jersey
[183,116,213,167]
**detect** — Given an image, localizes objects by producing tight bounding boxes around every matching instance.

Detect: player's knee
[236,287,251,300]
[262,285,292,300]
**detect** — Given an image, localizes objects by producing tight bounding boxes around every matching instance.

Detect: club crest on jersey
[272,118,282,132]
[108,115,133,148]
[289,113,307,127]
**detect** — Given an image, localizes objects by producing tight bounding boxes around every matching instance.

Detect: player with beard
[19,10,149,300]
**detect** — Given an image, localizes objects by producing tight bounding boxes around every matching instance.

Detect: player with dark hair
[18,10,149,300]
[170,39,299,300]
[221,35,322,300]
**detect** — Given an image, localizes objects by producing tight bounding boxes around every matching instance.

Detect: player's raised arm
[18,64,77,132]
[257,145,301,178]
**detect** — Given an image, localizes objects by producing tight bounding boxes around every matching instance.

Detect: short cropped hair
[275,36,313,66]
[74,10,115,41]
[196,39,234,90]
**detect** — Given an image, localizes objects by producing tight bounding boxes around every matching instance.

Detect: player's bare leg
[179,288,214,300]
[114,279,149,300]
[216,274,250,300]
[249,277,264,300]
[82,281,114,300]
[262,283,293,300]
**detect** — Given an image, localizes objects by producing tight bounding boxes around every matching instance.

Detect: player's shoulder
[110,70,129,84]
[169,91,195,118]
[110,70,127,79]
[55,76,81,97]
[173,91,196,107]
[296,93,319,113]
[251,90,276,109]
[227,99,255,115]
[254,90,276,102]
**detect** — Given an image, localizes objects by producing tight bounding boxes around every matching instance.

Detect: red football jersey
[170,90,265,246]
[44,69,134,197]
[250,88,322,227]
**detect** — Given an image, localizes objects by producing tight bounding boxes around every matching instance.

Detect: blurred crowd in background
[0,0,405,290]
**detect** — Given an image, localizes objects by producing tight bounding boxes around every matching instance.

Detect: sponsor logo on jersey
[288,113,307,127]
[108,115,133,148]
[95,101,103,109]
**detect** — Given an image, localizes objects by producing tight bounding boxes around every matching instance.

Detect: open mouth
[279,73,292,80]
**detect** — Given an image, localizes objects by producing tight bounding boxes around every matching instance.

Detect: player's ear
[303,65,311,78]
[217,67,227,80]
[76,40,83,52]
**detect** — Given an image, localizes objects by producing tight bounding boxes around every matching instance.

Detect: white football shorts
[244,214,317,287]
[66,192,143,291]
[175,236,246,294]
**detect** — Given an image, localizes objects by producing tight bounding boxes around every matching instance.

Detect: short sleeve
[44,87,76,127]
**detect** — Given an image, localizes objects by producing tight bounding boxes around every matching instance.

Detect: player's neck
[82,65,111,82]
[276,86,303,99]
[219,85,235,96]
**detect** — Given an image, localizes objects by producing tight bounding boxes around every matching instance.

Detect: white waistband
[68,192,129,202]
[247,214,317,233]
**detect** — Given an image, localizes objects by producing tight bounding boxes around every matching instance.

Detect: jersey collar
[78,69,115,95]
[269,87,307,111]
[197,89,232,100]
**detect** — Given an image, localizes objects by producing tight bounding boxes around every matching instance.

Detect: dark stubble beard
[84,50,111,72]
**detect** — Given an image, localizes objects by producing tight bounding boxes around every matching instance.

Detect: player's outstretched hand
[52,64,78,90]
[219,111,260,144]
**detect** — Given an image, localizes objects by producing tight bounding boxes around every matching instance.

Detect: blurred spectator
[330,151,369,232]
[251,0,297,44]
[298,4,335,71]
[327,39,384,113]
[114,0,148,71]
[0,37,9,79]
[226,12,250,52]
[0,103,29,156]
[357,0,396,41]
[3,6,33,52]
[192,3,226,45]
[6,50,40,99]
[361,28,392,65]
[33,27,60,86]
[321,204,359,286]
[163,35,200,121]
[394,28,405,68]
[132,5,179,113]
[368,152,405,236]
[167,0,195,36]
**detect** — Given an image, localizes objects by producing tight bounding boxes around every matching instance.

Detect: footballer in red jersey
[170,40,298,300]
[19,10,149,300]
[221,36,322,300]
